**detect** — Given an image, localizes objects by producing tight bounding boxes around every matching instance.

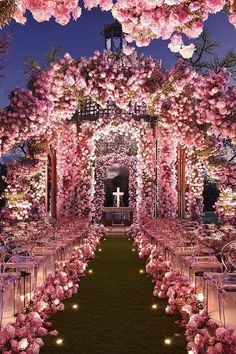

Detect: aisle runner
[42,238,186,354]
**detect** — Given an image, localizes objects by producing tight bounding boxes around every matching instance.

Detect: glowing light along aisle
[41,237,186,354]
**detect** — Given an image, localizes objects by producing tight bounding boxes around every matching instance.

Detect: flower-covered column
[157,129,178,218]
[177,144,186,219]
[0,139,48,222]
[186,150,204,220]
[215,188,236,225]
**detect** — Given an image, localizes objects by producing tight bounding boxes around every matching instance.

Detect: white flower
[168,34,183,53]
[179,43,195,59]
[19,338,29,350]
[53,299,60,306]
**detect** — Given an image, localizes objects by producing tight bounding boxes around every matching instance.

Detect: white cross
[113,187,124,208]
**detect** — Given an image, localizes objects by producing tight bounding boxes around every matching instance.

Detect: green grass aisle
[41,237,187,354]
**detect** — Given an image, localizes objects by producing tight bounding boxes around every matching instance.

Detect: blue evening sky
[0,8,235,108]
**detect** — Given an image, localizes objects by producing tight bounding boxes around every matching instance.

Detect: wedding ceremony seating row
[140,217,236,332]
[0,218,90,329]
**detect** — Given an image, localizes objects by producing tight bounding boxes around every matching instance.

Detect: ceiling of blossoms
[1,1,235,58]
[95,131,138,157]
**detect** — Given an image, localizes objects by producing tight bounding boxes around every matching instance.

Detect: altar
[101,207,134,226]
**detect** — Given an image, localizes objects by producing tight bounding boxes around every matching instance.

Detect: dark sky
[0,9,235,107]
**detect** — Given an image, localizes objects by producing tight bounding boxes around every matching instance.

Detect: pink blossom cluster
[110,0,236,50]
[1,51,235,157]
[56,122,82,218]
[9,1,236,57]
[186,151,205,220]
[186,311,236,354]
[214,188,236,225]
[138,124,156,218]
[0,224,105,353]
[157,129,178,218]
[79,50,162,109]
[14,0,82,25]
[0,157,46,222]
[0,88,52,155]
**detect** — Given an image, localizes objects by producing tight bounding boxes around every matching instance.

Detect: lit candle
[164,338,171,345]
[56,338,63,345]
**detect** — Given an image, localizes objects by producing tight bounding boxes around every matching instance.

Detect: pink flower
[123,44,135,56]
[189,2,202,11]
[205,0,226,13]
[49,330,59,336]
[214,342,223,352]
[215,327,227,340]
[4,324,15,337]
[229,14,236,28]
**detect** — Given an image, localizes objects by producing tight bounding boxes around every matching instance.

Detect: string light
[151,304,158,310]
[98,248,102,252]
[72,304,78,310]
[132,248,135,252]
[139,269,144,274]
[88,269,93,274]
[164,338,172,345]
[56,338,63,345]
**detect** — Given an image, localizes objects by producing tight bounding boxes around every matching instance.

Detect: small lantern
[0,273,21,329]
[101,21,124,53]
[15,271,31,315]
